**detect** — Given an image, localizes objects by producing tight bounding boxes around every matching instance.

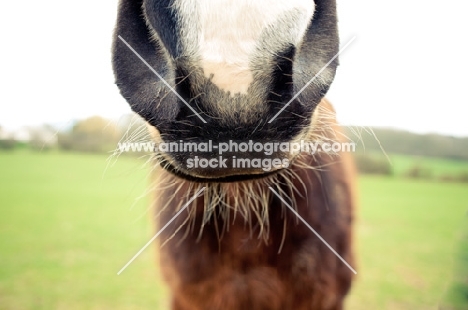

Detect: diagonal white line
[268,36,356,123]
[117,187,206,275]
[268,187,357,274]
[117,35,207,124]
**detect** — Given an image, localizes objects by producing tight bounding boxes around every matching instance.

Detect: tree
[58,116,121,153]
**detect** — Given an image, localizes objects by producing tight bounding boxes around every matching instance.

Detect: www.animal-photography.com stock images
[1,1,468,309]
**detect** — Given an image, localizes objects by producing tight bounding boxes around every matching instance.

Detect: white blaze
[177,0,315,95]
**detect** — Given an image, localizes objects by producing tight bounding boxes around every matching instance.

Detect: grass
[386,153,468,178]
[0,150,467,309]
[0,150,168,309]
[442,217,468,309]
[345,176,467,309]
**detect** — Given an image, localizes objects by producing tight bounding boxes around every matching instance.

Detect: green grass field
[358,151,468,179]
[0,151,467,309]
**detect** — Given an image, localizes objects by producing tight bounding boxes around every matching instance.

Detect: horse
[112,0,356,309]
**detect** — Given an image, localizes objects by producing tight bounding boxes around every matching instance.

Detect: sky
[1,0,467,136]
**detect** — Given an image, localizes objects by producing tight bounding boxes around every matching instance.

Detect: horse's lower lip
[157,150,290,182]
[159,160,282,183]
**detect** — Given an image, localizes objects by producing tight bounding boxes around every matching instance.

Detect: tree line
[344,127,468,161]
[1,119,468,181]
